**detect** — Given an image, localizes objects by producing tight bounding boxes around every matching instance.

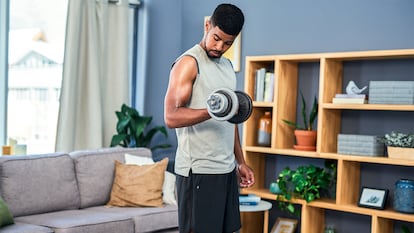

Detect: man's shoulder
[183,44,203,57]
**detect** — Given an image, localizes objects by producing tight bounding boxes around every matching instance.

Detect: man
[164,4,255,233]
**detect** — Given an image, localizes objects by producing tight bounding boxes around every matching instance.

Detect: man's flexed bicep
[164,56,211,128]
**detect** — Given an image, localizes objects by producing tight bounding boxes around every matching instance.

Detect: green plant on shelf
[402,225,412,233]
[282,90,318,131]
[381,131,414,148]
[276,161,336,215]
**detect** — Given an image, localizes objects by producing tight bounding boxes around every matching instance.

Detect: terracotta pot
[294,130,317,151]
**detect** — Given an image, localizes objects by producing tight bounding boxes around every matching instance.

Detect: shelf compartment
[322,103,414,111]
[372,216,393,233]
[301,205,325,233]
[244,57,275,104]
[324,153,414,167]
[244,146,320,158]
[336,160,360,205]
[241,188,414,223]
[243,107,273,148]
[244,147,414,167]
[309,202,414,223]
[243,151,266,190]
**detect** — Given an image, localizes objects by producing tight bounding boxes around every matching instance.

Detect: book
[254,68,266,102]
[263,71,275,102]
[239,194,261,205]
[332,97,367,104]
[335,93,366,99]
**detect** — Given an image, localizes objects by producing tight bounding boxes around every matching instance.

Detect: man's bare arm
[164,56,211,128]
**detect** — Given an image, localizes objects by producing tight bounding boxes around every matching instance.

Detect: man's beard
[207,50,222,58]
[204,41,222,58]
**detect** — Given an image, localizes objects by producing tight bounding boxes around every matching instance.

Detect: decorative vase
[293,130,317,151]
[257,111,272,146]
[269,182,281,194]
[394,179,414,213]
[387,146,414,160]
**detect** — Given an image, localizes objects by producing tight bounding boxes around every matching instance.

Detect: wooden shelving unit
[241,49,414,233]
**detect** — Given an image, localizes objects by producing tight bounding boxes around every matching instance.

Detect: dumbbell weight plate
[206,88,239,121]
[228,91,253,124]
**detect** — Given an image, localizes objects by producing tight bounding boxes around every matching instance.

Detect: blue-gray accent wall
[143,0,414,153]
[141,1,413,230]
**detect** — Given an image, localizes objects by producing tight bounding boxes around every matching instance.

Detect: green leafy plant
[110,103,171,151]
[276,162,335,215]
[282,91,318,131]
[402,225,412,233]
[381,131,414,148]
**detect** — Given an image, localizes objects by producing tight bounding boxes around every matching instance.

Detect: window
[1,0,142,154]
[4,0,68,154]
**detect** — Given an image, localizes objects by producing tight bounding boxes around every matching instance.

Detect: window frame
[0,0,9,145]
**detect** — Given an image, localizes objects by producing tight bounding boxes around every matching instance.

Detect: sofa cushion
[69,147,152,208]
[86,205,178,233]
[15,209,134,233]
[125,153,177,206]
[0,222,53,233]
[0,153,80,217]
[0,196,14,227]
[107,158,168,207]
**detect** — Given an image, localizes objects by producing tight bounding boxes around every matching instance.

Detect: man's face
[204,22,237,58]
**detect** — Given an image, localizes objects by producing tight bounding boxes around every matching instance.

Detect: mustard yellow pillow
[107,158,168,207]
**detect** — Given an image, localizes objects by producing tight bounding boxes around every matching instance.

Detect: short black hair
[210,3,244,36]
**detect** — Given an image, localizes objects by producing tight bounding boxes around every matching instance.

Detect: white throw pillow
[124,153,177,205]
[125,153,154,165]
[162,171,177,205]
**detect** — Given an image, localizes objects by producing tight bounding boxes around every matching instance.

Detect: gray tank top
[174,44,237,176]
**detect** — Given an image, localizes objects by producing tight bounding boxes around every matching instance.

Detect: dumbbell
[206,88,253,124]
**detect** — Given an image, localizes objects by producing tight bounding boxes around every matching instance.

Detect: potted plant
[110,103,171,151]
[276,163,335,215]
[402,225,412,233]
[381,131,414,160]
[282,91,318,151]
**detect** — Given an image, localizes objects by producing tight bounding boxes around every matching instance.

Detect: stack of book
[332,94,367,104]
[254,68,274,102]
[368,81,414,104]
[239,194,261,206]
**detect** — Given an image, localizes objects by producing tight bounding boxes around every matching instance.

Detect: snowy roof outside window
[8,28,64,66]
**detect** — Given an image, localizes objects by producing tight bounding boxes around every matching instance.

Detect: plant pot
[387,146,414,160]
[294,130,317,151]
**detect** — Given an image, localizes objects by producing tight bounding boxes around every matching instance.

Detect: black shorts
[176,169,241,233]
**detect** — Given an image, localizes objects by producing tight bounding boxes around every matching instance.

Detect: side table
[239,200,272,233]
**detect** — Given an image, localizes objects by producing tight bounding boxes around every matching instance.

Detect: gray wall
[142,1,414,230]
[143,0,414,152]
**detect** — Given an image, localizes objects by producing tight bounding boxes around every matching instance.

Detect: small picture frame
[358,187,388,209]
[270,217,298,233]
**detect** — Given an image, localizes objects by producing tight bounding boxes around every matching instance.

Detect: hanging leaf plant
[276,162,336,215]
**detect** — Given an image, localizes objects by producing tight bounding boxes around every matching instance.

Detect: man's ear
[204,16,211,35]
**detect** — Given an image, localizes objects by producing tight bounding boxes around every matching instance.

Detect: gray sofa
[0,147,178,233]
